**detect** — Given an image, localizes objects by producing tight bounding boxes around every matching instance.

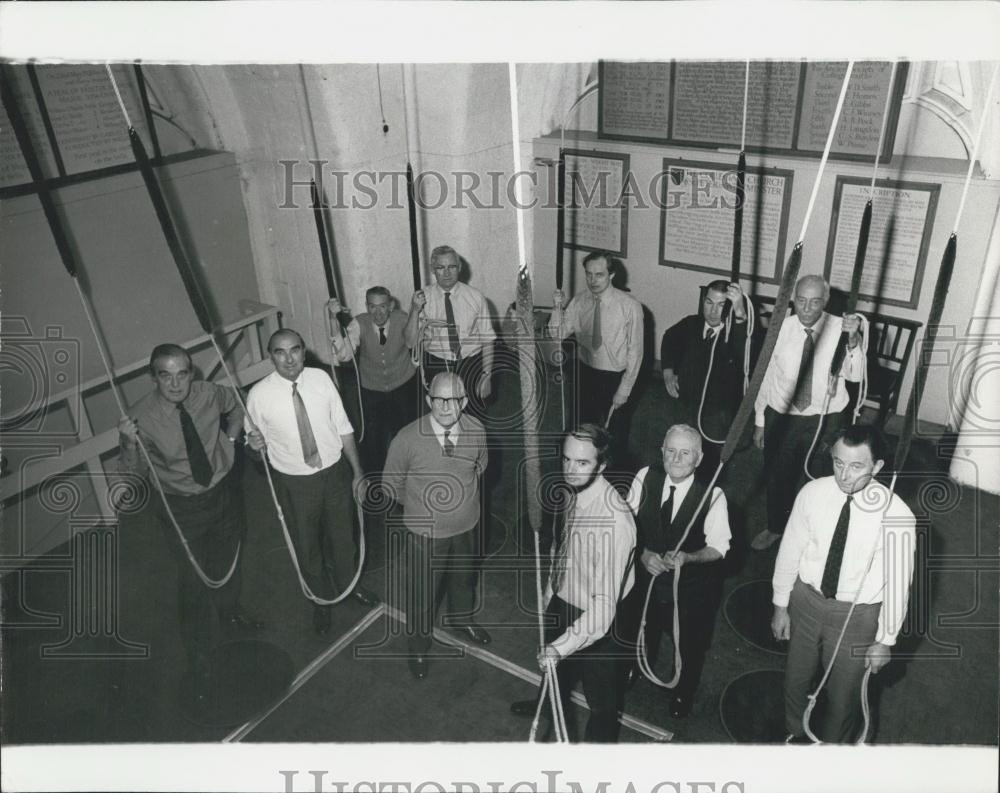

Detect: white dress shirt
[548,286,644,400]
[422,281,497,360]
[772,476,916,646]
[754,312,864,426]
[546,475,636,658]
[428,415,460,449]
[246,367,354,476]
[626,467,732,557]
[331,317,389,363]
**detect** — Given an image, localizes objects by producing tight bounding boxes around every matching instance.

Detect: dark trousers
[763,407,844,535]
[159,467,243,665]
[541,595,625,743]
[575,363,631,470]
[402,528,478,654]
[634,568,723,701]
[360,377,419,472]
[272,458,358,601]
[422,349,489,421]
[784,578,881,742]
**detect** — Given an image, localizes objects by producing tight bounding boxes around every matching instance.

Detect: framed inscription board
[824,177,940,309]
[1,63,156,194]
[658,158,794,285]
[562,149,630,256]
[598,60,907,163]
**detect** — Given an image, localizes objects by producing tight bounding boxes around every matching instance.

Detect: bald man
[382,372,491,680]
[751,275,864,551]
[246,329,378,636]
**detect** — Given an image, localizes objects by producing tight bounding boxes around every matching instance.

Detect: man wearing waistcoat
[328,287,420,472]
[625,424,732,718]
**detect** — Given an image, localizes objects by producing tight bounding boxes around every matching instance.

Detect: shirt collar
[663,471,695,500]
[428,415,461,442]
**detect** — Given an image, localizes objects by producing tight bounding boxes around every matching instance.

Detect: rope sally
[105,64,364,605]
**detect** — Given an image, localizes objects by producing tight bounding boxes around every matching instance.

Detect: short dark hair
[148,344,191,375]
[267,328,305,353]
[569,423,612,467]
[581,250,619,276]
[366,286,391,302]
[833,424,886,463]
[705,279,730,296]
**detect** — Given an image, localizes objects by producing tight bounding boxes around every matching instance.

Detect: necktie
[550,495,577,595]
[444,291,462,360]
[292,382,322,468]
[591,297,603,351]
[442,428,454,457]
[705,327,716,343]
[791,327,815,411]
[821,494,853,598]
[178,403,213,487]
[378,326,387,346]
[660,485,676,549]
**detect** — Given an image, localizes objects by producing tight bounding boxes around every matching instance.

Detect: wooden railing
[0,301,281,520]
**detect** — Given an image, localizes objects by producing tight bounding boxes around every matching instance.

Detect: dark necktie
[444,291,462,360]
[660,484,676,548]
[705,327,716,342]
[292,382,322,469]
[551,495,577,595]
[821,494,853,598]
[442,428,454,457]
[591,297,603,351]
[378,326,387,346]
[791,327,815,411]
[178,403,213,487]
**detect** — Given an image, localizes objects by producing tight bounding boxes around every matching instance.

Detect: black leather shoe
[453,624,492,645]
[352,587,380,608]
[510,699,542,718]
[312,604,332,635]
[223,610,264,631]
[669,695,692,718]
[407,654,428,680]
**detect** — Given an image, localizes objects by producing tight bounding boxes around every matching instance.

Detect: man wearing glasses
[382,372,492,680]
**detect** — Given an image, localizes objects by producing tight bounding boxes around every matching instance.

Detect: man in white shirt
[625,424,731,718]
[771,424,915,743]
[509,424,636,742]
[751,275,864,551]
[246,329,377,636]
[548,251,643,460]
[408,245,496,417]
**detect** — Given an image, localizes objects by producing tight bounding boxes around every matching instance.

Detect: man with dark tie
[328,286,421,472]
[660,280,749,471]
[381,372,492,680]
[625,424,731,718]
[771,425,915,743]
[246,329,377,636]
[407,245,496,416]
[547,251,643,460]
[118,343,261,692]
[751,275,863,551]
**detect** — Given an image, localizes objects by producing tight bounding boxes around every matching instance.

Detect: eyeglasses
[430,396,463,409]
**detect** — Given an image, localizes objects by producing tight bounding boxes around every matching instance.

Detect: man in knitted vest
[382,372,492,680]
[328,287,421,472]
[625,424,732,718]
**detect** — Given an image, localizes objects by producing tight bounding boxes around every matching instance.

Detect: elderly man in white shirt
[625,424,731,718]
[771,423,915,743]
[246,329,377,636]
[751,274,864,551]
[509,423,636,742]
[407,245,496,417]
